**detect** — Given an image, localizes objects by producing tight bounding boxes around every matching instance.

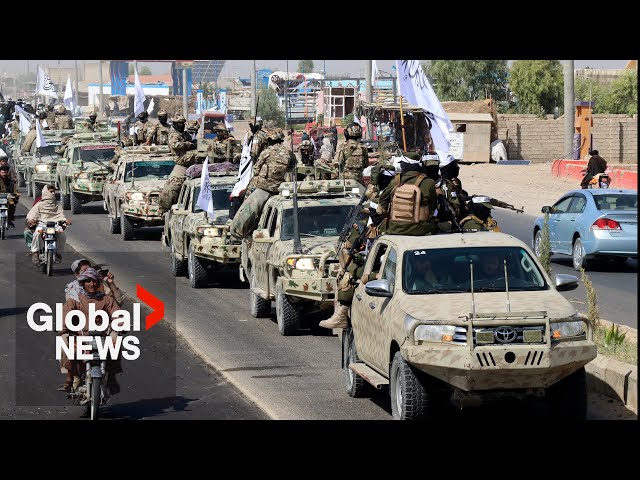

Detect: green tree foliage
[128,64,152,76]
[509,60,563,115]
[256,88,284,128]
[298,60,314,74]
[539,213,552,278]
[427,60,509,101]
[575,70,637,115]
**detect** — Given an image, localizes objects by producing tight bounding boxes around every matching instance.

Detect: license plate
[46,242,57,250]
[91,366,102,378]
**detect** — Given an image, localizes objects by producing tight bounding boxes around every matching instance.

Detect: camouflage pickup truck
[104,145,176,241]
[343,231,597,420]
[240,179,365,335]
[24,129,74,198]
[56,131,118,214]
[162,167,240,288]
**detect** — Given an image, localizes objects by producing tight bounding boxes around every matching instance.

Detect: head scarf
[29,185,66,222]
[77,268,106,299]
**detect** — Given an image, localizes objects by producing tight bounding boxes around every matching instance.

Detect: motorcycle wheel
[46,250,53,276]
[0,218,5,240]
[90,378,101,421]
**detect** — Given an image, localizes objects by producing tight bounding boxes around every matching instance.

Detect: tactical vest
[460,214,501,232]
[390,174,430,224]
[343,141,365,172]
[155,124,170,145]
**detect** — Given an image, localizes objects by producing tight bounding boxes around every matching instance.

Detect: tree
[426,60,509,101]
[257,88,284,128]
[605,69,637,115]
[128,64,152,75]
[509,60,563,115]
[298,60,314,74]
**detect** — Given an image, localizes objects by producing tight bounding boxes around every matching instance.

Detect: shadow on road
[89,396,198,420]
[552,256,637,273]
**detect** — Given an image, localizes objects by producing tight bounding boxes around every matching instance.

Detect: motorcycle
[69,332,110,420]
[0,193,15,239]
[36,220,67,276]
[588,172,611,189]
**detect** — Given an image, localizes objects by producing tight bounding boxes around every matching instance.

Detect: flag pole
[397,72,408,152]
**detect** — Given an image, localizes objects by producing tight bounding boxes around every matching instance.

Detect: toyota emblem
[494,326,518,344]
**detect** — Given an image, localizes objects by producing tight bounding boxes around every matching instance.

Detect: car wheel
[546,367,587,420]
[572,237,587,271]
[26,175,32,197]
[120,214,134,241]
[390,351,429,420]
[170,240,187,277]
[344,328,369,398]
[18,172,26,187]
[187,242,207,288]
[533,229,545,257]
[32,179,42,199]
[275,280,299,336]
[60,192,71,210]
[70,191,82,214]
[109,215,120,234]
[250,268,271,318]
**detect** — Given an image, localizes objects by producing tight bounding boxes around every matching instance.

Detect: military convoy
[24,129,74,198]
[239,179,365,335]
[104,145,176,240]
[56,131,118,213]
[342,231,597,419]
[162,167,240,288]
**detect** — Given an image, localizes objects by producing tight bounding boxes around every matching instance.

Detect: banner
[109,61,128,96]
[36,66,58,99]
[196,156,216,219]
[35,118,48,148]
[230,132,253,198]
[395,60,452,154]
[15,105,31,134]
[133,67,146,117]
[63,75,74,112]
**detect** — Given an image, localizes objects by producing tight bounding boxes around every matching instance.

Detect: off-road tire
[390,351,429,420]
[250,268,271,318]
[170,241,187,277]
[18,172,26,187]
[109,216,120,234]
[120,213,134,241]
[188,242,207,288]
[344,328,369,398]
[275,280,299,336]
[90,378,101,421]
[71,191,82,214]
[61,192,71,210]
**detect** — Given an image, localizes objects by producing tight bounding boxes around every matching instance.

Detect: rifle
[437,194,463,232]
[336,222,369,284]
[477,196,524,214]
[336,194,368,255]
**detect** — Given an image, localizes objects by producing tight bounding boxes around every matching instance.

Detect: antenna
[504,259,511,312]
[131,160,135,188]
[470,259,476,317]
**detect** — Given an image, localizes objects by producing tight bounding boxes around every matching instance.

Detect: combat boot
[319,304,349,330]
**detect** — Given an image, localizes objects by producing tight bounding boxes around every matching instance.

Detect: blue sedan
[532,189,637,270]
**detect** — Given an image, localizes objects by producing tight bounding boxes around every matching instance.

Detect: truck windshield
[124,161,175,182]
[281,205,352,240]
[78,146,116,162]
[37,145,59,156]
[403,246,547,294]
[192,183,234,212]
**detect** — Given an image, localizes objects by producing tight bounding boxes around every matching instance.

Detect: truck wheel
[26,175,32,197]
[275,281,299,336]
[61,192,71,210]
[390,351,429,420]
[250,269,271,318]
[546,367,587,420]
[71,191,82,214]
[170,241,187,277]
[120,214,134,241]
[187,242,207,288]
[32,179,42,199]
[18,172,26,187]
[344,328,368,398]
[109,216,120,234]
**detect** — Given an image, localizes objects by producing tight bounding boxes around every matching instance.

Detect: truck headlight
[126,192,145,202]
[404,314,457,343]
[551,315,585,338]
[197,227,220,237]
[34,164,50,173]
[75,172,89,180]
[286,257,315,270]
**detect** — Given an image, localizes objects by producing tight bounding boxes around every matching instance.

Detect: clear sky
[0,59,630,78]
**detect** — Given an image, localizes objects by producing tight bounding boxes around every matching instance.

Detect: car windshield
[37,145,59,156]
[281,205,352,240]
[78,146,116,163]
[192,183,234,212]
[593,193,637,211]
[124,161,175,182]
[403,246,547,294]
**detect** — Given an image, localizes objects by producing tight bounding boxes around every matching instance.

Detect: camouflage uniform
[158,118,201,214]
[335,124,368,182]
[53,106,73,129]
[146,110,171,146]
[460,197,501,232]
[10,119,21,141]
[250,129,268,159]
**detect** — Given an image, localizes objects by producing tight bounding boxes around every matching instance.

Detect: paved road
[0,202,266,420]
[492,209,637,330]
[7,192,633,421]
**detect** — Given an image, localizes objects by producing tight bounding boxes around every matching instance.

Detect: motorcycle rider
[61,267,122,395]
[25,184,71,265]
[0,164,19,228]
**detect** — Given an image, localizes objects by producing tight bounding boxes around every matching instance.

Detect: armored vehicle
[343,231,597,420]
[24,129,74,197]
[162,166,240,288]
[240,179,365,335]
[104,145,176,241]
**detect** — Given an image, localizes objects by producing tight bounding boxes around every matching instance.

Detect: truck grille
[148,194,160,205]
[452,326,546,346]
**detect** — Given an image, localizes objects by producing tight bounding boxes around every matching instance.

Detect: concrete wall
[498,114,638,163]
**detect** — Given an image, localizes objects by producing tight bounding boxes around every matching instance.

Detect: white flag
[63,75,74,111]
[395,60,452,154]
[196,156,216,219]
[35,118,48,148]
[36,66,58,99]
[15,106,31,134]
[372,60,379,85]
[146,97,155,114]
[133,66,146,116]
[230,132,253,198]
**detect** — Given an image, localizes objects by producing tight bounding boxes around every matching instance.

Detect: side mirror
[365,279,393,298]
[541,206,552,214]
[252,228,273,243]
[555,274,579,291]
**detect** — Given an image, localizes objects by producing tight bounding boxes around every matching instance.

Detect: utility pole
[182,66,188,119]
[251,59,257,118]
[74,59,80,112]
[98,60,104,117]
[365,60,373,102]
[563,60,575,158]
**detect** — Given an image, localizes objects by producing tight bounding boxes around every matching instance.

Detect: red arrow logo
[136,284,164,330]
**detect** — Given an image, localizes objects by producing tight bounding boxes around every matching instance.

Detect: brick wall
[497,114,638,163]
